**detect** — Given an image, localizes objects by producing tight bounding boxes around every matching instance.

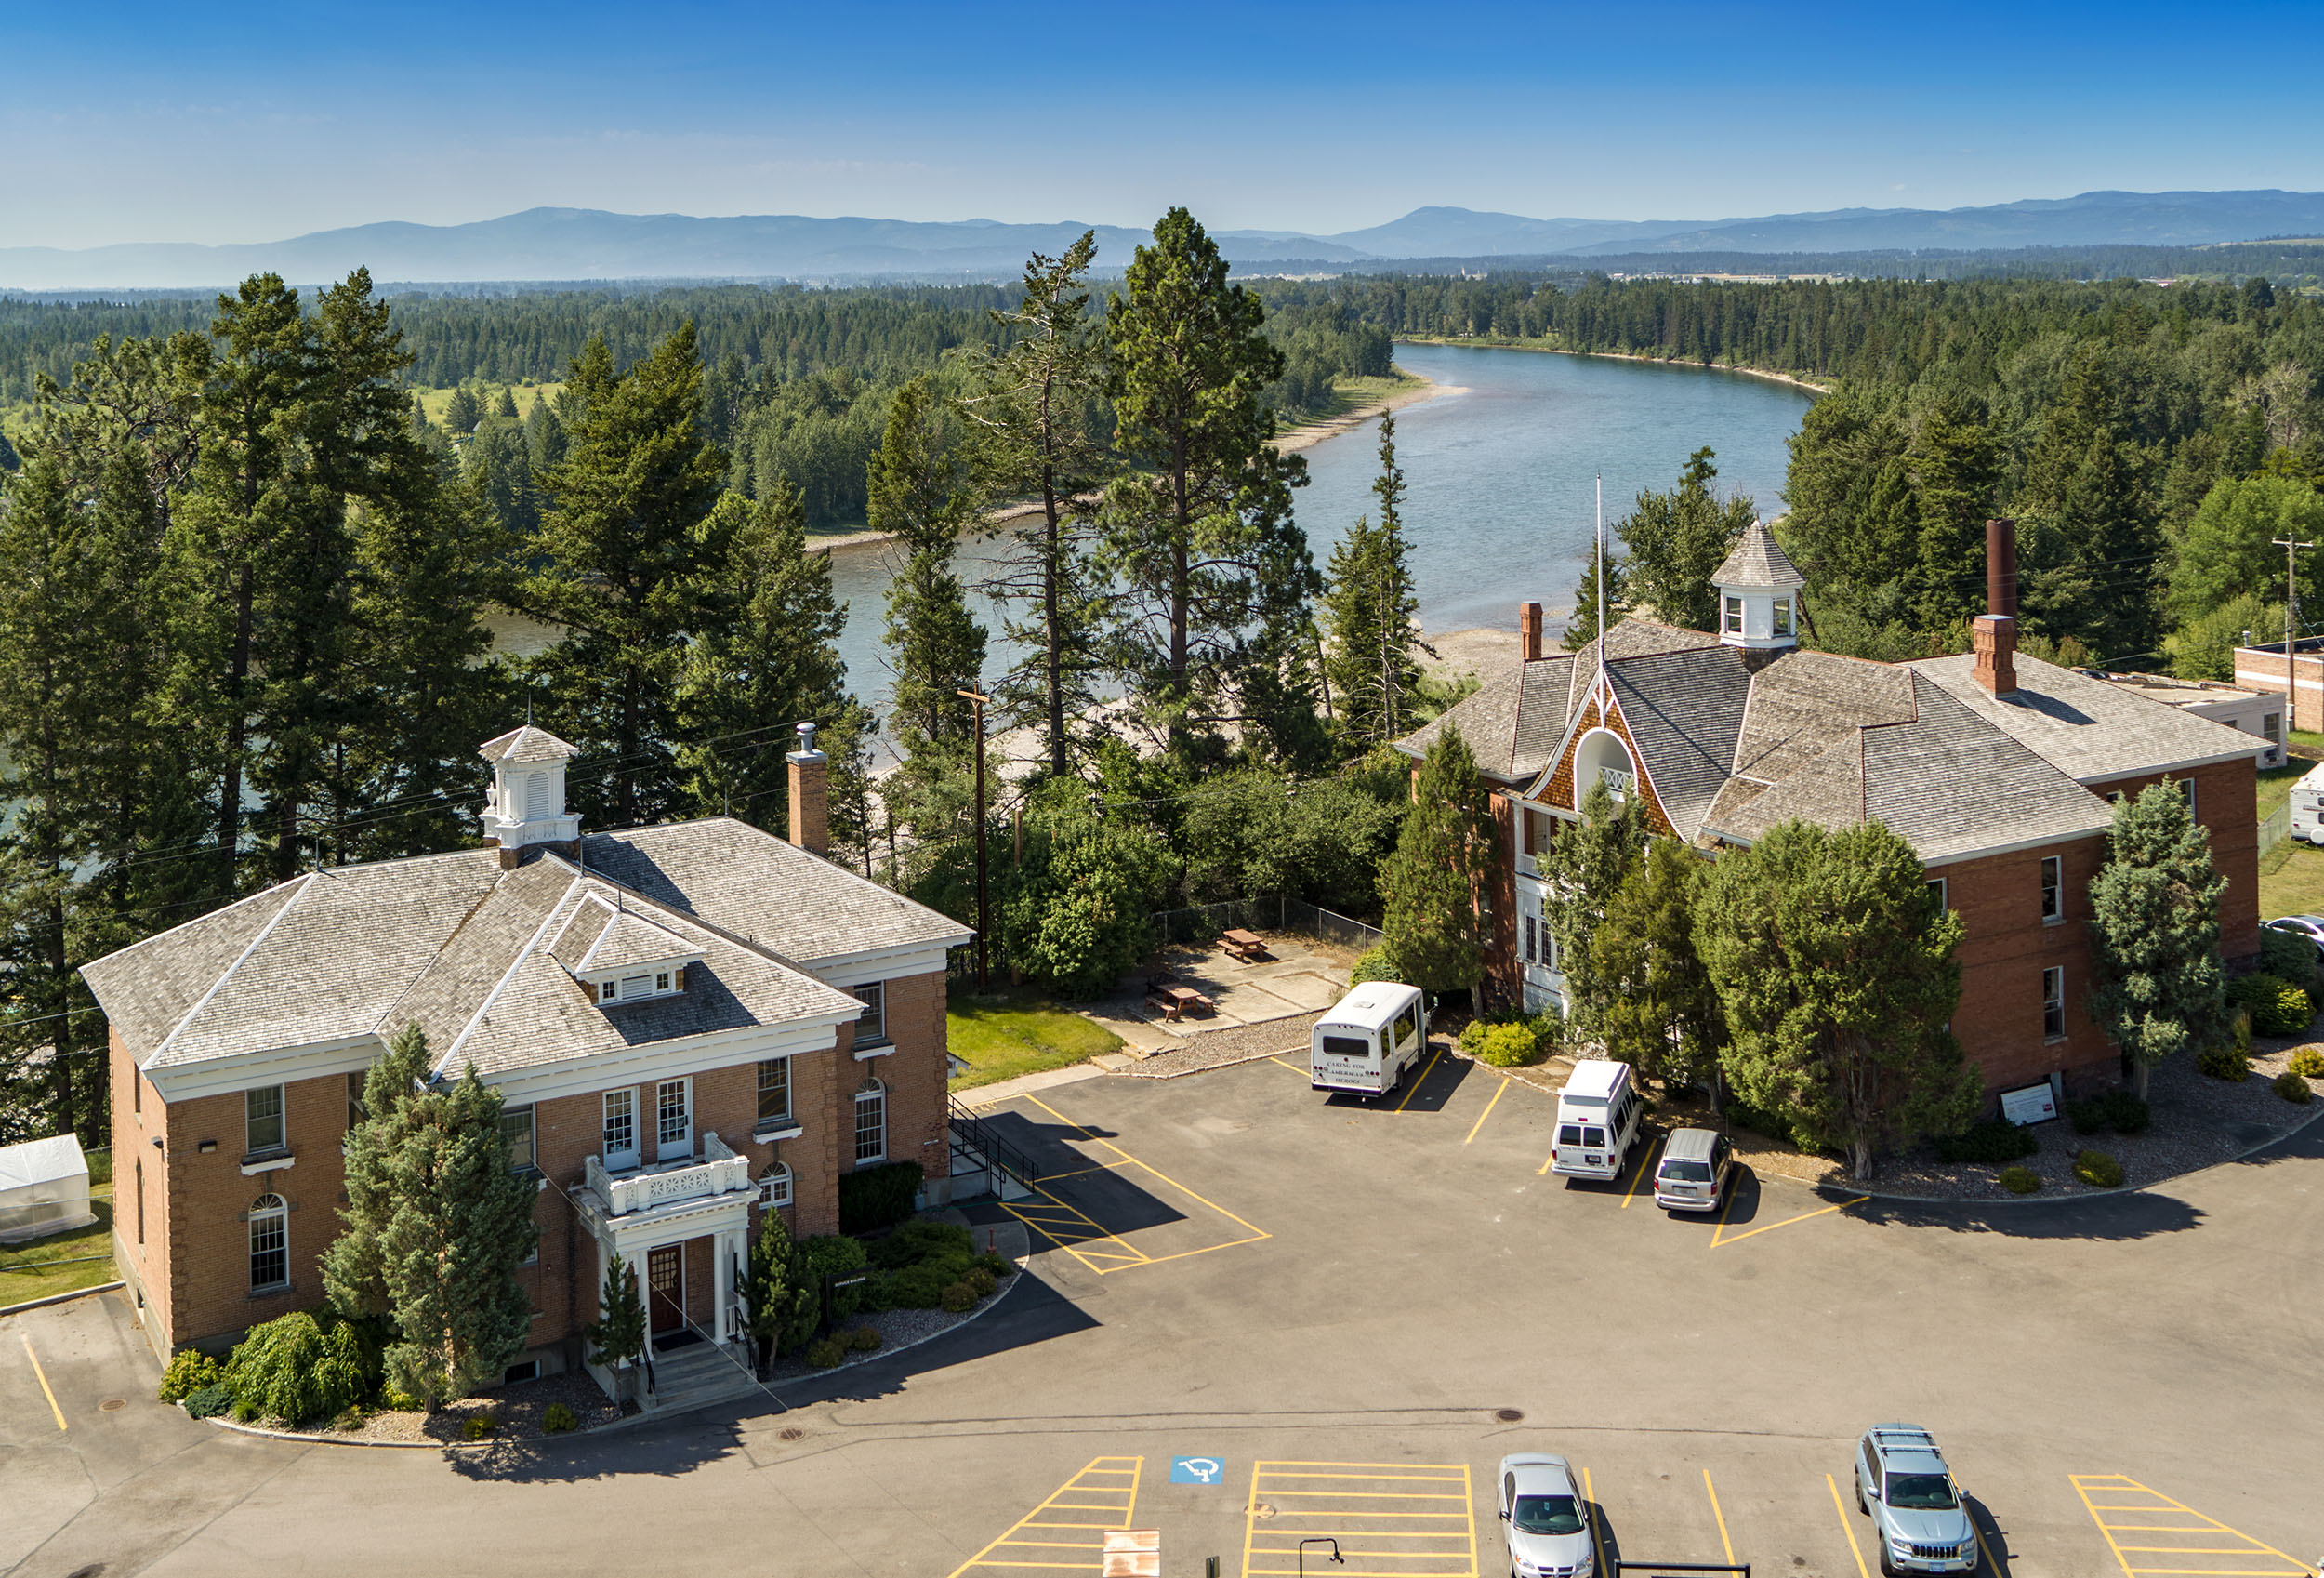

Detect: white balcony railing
[583,1132,751,1218]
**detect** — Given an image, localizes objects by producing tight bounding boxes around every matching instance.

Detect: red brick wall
[855,969,949,1182]
[2099,758,2261,964]
[109,1028,171,1354]
[1941,835,2116,1101]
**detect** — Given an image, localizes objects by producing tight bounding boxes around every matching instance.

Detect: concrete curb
[0,1280,124,1319]
[193,1409,504,1451]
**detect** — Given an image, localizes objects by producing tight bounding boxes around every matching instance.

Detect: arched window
[759,1161,793,1210]
[853,1079,887,1165]
[1573,728,1638,804]
[249,1193,288,1292]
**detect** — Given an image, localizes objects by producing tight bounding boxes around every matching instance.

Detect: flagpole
[1594,472,1606,705]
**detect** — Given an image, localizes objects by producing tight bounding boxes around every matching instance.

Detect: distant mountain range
[7,190,2323,290]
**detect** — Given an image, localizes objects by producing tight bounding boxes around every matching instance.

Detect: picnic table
[1144,982,1214,1021]
[1220,927,1274,962]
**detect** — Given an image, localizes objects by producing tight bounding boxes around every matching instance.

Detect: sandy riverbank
[805,371,1456,555]
[1395,336,1829,397]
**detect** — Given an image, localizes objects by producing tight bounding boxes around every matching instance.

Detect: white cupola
[1710,519,1806,651]
[478,725,581,853]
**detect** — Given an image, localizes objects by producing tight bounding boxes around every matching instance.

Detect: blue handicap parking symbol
[1170,1456,1225,1485]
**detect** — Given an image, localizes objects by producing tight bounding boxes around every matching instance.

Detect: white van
[1311,982,1429,1097]
[2291,760,2324,845]
[1550,1059,1644,1180]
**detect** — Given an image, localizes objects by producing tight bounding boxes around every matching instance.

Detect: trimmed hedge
[2288,1046,2324,1079]
[2229,973,2313,1038]
[2274,1069,2314,1105]
[838,1161,924,1234]
[1998,1165,2041,1195]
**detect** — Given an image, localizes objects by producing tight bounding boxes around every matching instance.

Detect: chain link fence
[1148,895,1383,953]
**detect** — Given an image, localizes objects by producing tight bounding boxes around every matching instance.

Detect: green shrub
[233,1395,260,1423]
[1998,1165,2041,1195]
[974,1251,1014,1280]
[159,1348,221,1403]
[838,1162,925,1234]
[2230,973,2317,1037]
[2259,924,2320,996]
[2289,1046,2324,1079]
[881,1261,958,1310]
[2073,1149,2125,1187]
[1461,1019,1538,1067]
[940,1280,979,1313]
[2066,1098,2106,1135]
[182,1383,233,1418]
[462,1412,498,1440]
[2100,1090,2151,1133]
[380,1386,422,1412]
[1932,1118,2039,1164]
[848,1326,882,1352]
[805,1336,846,1369]
[1724,1097,1818,1154]
[1349,945,1401,987]
[223,1312,366,1426]
[868,1219,974,1270]
[963,1266,997,1298]
[2275,1069,2314,1104]
[2198,1042,2251,1081]
[542,1402,579,1433]
[797,1234,872,1324]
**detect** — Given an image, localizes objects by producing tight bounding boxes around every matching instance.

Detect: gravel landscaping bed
[1120,1012,1323,1078]
[762,1262,1021,1383]
[214,1365,621,1445]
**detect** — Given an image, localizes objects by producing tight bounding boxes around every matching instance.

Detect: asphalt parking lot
[5,1046,2320,1578]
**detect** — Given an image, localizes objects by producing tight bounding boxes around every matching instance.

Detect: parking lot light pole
[1297,1538,1343,1578]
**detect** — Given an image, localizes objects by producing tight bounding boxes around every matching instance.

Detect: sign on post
[1999,1082,2058,1126]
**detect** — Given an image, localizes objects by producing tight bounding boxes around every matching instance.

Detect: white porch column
[715,1227,741,1344]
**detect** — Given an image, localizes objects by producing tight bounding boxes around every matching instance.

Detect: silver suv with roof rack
[1854,1424,1979,1575]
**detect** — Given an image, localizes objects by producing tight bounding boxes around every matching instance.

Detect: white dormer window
[1773,597,1793,637]
[599,980,616,1002]
[594,968,683,1005]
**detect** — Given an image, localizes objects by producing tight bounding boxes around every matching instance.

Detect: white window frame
[2040,855,2062,923]
[654,969,671,992]
[1927,876,1948,911]
[249,1193,289,1293]
[757,1057,791,1126]
[656,1077,693,1160]
[501,1105,536,1174]
[600,979,617,1002]
[602,1087,638,1171]
[759,1162,793,1210]
[245,1084,286,1159]
[853,982,889,1046]
[1723,594,1744,634]
[1772,596,1793,637]
[853,1080,887,1164]
[2042,965,2067,1041]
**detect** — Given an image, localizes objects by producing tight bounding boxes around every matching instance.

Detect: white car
[1496,1453,1594,1578]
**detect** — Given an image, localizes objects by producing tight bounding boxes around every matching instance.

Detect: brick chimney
[1519,602,1543,662]
[1972,517,2018,696]
[786,722,828,855]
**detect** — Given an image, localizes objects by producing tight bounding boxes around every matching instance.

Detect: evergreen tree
[1378,731,1498,999]
[1561,537,1628,651]
[1322,413,1431,747]
[745,1207,811,1368]
[964,234,1112,777]
[1540,781,1647,1044]
[1617,447,1754,632]
[443,385,482,434]
[522,325,727,829]
[2087,781,2228,1099]
[326,1025,537,1410]
[870,376,984,749]
[2164,474,2324,635]
[2017,348,2161,665]
[1591,839,1725,1095]
[494,387,520,419]
[1694,819,1980,1181]
[1904,397,2000,635]
[1100,207,1316,754]
[586,1256,647,1386]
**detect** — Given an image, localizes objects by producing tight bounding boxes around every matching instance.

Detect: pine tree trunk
[219,560,255,892]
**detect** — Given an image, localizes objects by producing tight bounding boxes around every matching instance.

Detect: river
[490,342,1815,721]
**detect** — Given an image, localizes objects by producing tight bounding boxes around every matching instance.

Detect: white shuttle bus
[1550,1059,1643,1180]
[1311,982,1429,1097]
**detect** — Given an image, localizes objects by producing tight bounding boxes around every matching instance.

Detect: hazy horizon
[4,0,2320,252]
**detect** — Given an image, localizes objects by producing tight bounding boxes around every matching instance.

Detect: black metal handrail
[947,1094,1042,1191]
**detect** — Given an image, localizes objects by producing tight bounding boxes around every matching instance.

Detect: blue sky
[4,0,2320,248]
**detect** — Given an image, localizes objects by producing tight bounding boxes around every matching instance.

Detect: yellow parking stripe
[1461,1077,1510,1144]
[1621,1135,1664,1209]
[1393,1047,1446,1112]
[1016,1092,1271,1273]
[2071,1475,2307,1577]
[1582,1466,1605,1578]
[1710,1190,1870,1248]
[1243,1461,1476,1578]
[1704,1469,1734,1567]
[20,1332,67,1432]
[1828,1474,1870,1578]
[947,1457,1143,1578]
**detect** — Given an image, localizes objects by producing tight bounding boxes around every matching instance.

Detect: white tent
[0,1134,97,1246]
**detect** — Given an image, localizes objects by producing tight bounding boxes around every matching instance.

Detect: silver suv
[1854,1425,1978,1574]
[1653,1127,1735,1213]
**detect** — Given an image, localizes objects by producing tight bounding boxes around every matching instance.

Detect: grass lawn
[417,380,565,425]
[0,1188,115,1310]
[948,989,1123,1091]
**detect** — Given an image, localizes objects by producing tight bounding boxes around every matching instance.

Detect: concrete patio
[1078,929,1356,1054]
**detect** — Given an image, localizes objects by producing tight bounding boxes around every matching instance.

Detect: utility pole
[2278,537,2316,731]
[958,689,992,990]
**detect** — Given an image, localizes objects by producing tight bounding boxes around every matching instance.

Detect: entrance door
[647,1244,684,1337]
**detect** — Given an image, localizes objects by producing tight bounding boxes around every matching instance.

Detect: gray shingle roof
[478,724,577,764]
[1605,646,1756,841]
[1710,520,1805,590]
[1907,651,2269,783]
[551,902,701,975]
[1397,658,1525,778]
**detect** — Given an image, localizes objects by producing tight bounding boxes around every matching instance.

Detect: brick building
[1401,520,2265,1106]
[82,724,969,1405]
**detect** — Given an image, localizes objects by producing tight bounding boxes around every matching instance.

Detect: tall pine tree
[1378,731,1498,999]
[1618,446,1754,632]
[1323,413,1431,748]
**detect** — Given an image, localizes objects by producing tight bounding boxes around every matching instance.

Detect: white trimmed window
[759,1162,793,1210]
[854,1079,888,1164]
[1927,876,1948,911]
[757,1058,791,1125]
[249,1193,288,1292]
[602,1088,637,1169]
[1773,596,1793,637]
[853,983,888,1045]
[2040,855,2062,922]
[2042,965,2067,1041]
[501,1106,536,1173]
[1723,594,1744,635]
[657,1078,693,1159]
[245,1084,285,1158]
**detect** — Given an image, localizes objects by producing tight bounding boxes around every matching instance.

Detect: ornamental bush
[182,1384,233,1419]
[2258,925,2320,997]
[2100,1090,2151,1133]
[1998,1165,2041,1196]
[2274,1069,2314,1105]
[462,1412,498,1440]
[2288,1047,2324,1079]
[939,1280,979,1313]
[1349,945,1402,987]
[542,1402,579,1433]
[848,1326,882,1353]
[224,1312,366,1426]
[2073,1149,2125,1187]
[2198,1042,2251,1081]
[805,1336,846,1369]
[838,1161,924,1234]
[796,1234,871,1325]
[1932,1118,2039,1165]
[159,1348,220,1403]
[2229,972,2313,1037]
[974,1251,1014,1280]
[1460,1018,1541,1067]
